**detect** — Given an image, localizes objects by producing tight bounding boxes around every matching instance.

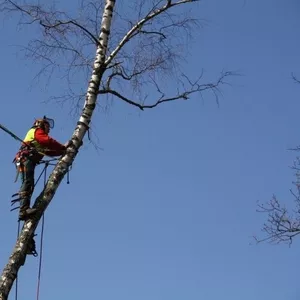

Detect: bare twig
[4,0,99,44]
[99,71,234,110]
[292,72,300,84]
[255,186,300,245]
[105,0,199,66]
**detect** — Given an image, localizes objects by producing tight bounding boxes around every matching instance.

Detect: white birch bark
[0,1,116,299]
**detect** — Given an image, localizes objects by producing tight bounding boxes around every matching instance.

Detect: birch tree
[0,0,234,299]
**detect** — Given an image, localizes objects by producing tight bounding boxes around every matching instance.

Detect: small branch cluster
[255,153,300,246]
[2,0,99,44]
[0,0,102,97]
[255,196,300,245]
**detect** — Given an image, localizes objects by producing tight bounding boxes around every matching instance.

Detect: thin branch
[40,19,99,46]
[255,196,300,245]
[99,71,234,110]
[292,72,300,84]
[105,0,198,66]
[5,1,99,45]
[108,63,163,83]
[99,89,145,110]
[139,30,166,39]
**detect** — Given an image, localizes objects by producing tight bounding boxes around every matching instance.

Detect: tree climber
[13,116,66,221]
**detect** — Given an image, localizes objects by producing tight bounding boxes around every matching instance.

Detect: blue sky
[1,0,300,299]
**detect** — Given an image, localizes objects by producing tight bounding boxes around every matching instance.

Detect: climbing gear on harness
[13,137,47,167]
[13,150,33,183]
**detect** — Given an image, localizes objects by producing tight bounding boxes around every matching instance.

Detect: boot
[27,236,38,257]
[19,208,38,220]
[19,197,37,221]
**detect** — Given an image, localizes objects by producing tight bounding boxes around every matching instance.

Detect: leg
[19,159,37,220]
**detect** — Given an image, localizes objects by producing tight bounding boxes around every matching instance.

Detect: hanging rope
[36,161,48,300]
[36,213,44,300]
[14,221,21,300]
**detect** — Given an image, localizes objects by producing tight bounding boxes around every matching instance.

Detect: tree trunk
[0,1,116,299]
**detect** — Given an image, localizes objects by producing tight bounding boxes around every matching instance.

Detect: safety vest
[23,127,45,154]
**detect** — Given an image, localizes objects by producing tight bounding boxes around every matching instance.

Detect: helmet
[33,116,55,129]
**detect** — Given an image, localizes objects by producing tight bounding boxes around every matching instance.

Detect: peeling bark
[0,1,116,299]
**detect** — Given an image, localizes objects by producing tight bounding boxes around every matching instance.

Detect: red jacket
[34,128,66,157]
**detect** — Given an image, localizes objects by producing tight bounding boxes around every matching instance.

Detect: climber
[13,116,66,221]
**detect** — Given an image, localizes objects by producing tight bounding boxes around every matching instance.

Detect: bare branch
[253,72,300,246]
[139,29,166,39]
[4,0,99,45]
[99,71,235,110]
[40,19,99,45]
[105,0,199,66]
[292,72,300,84]
[99,89,145,110]
[255,196,300,245]
[255,157,300,245]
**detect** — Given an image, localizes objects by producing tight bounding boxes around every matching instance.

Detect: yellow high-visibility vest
[23,128,45,153]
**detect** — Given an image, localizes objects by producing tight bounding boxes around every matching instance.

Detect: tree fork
[0,1,116,299]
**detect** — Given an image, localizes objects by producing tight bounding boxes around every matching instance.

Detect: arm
[34,128,66,156]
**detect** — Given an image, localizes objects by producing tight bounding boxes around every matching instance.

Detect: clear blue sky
[1,0,300,299]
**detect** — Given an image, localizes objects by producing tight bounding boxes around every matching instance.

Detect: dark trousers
[18,158,36,209]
